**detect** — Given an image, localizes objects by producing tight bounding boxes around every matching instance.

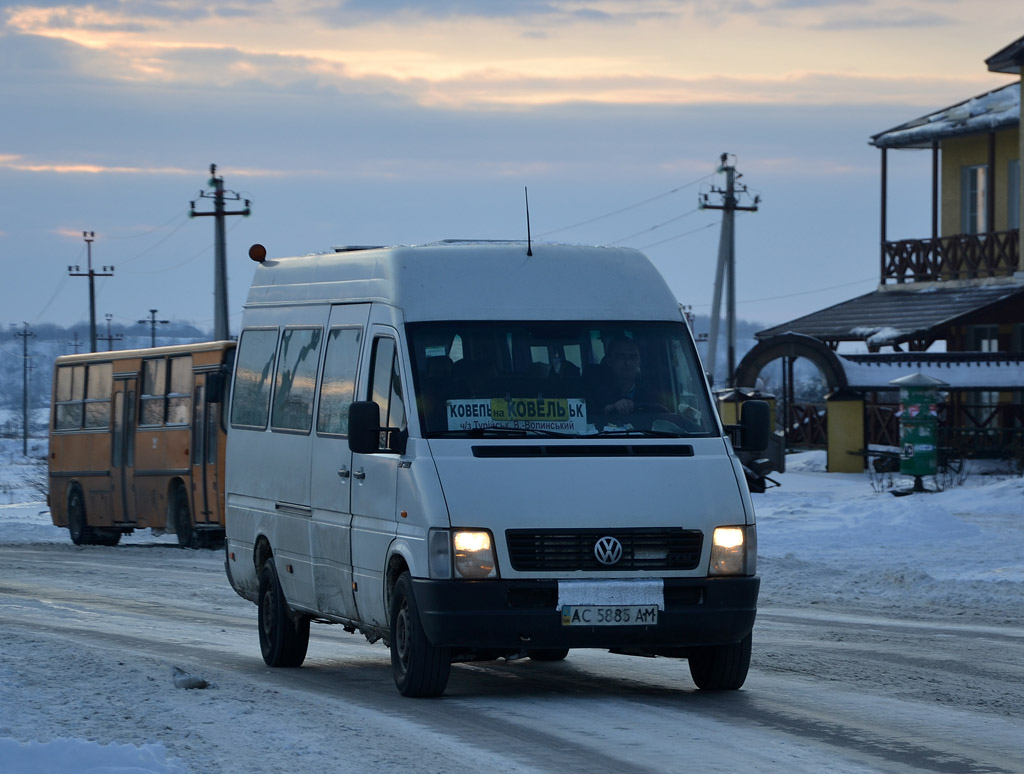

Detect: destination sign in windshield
[447,398,587,433]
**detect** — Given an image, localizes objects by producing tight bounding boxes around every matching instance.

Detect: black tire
[687,632,752,691]
[67,486,96,546]
[390,572,451,697]
[527,649,569,662]
[94,530,122,547]
[172,485,195,549]
[258,561,310,667]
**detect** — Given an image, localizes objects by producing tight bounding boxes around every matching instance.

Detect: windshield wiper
[430,425,575,438]
[591,428,685,438]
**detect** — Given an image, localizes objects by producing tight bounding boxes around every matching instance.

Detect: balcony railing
[882,229,1019,283]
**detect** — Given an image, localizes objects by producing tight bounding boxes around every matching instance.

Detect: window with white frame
[961,164,987,234]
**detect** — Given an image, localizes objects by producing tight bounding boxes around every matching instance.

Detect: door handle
[337,467,350,479]
[353,468,366,480]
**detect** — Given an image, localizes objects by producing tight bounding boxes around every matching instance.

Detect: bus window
[84,363,112,429]
[140,359,167,426]
[55,365,85,430]
[167,357,192,425]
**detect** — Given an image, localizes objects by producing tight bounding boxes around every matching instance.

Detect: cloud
[0,154,289,178]
[316,0,669,25]
[810,8,955,30]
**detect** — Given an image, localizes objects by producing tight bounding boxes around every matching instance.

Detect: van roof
[245,241,682,322]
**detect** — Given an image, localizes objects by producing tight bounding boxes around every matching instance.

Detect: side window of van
[231,328,278,429]
[271,327,323,433]
[369,337,407,451]
[317,327,362,436]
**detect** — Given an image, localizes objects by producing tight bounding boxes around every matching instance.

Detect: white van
[224,240,768,697]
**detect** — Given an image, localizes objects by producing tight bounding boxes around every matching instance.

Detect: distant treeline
[0,321,212,425]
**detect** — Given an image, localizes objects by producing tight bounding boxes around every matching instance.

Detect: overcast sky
[2,0,1022,342]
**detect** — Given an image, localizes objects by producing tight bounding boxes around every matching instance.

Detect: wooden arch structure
[734,333,848,392]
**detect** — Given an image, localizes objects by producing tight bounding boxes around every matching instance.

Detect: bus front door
[110,378,137,527]
[190,376,222,534]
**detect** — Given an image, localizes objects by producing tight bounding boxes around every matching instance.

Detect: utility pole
[190,164,250,341]
[68,231,114,352]
[14,323,35,456]
[69,331,83,354]
[98,313,123,351]
[700,153,759,388]
[138,309,170,348]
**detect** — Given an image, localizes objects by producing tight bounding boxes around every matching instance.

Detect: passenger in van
[588,336,658,416]
[547,348,580,381]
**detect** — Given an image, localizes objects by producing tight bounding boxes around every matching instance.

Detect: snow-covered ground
[1,438,1022,772]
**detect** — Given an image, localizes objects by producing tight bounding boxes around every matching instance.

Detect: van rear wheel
[390,572,451,697]
[687,632,752,691]
[258,560,310,667]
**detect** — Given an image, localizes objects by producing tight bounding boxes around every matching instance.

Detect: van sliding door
[309,304,371,622]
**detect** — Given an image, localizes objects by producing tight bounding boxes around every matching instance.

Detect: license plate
[561,605,659,626]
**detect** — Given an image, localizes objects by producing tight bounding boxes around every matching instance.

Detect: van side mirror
[349,401,381,454]
[739,400,770,452]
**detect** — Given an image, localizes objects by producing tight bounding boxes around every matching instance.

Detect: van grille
[505,528,703,572]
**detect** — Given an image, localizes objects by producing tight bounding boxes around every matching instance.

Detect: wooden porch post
[931,141,939,243]
[880,147,888,281]
[987,130,995,235]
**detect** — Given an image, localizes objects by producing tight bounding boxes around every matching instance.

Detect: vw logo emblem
[594,536,623,566]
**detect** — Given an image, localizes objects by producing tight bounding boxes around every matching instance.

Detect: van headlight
[709,526,753,576]
[453,529,498,579]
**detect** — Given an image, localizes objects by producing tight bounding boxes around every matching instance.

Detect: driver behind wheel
[586,336,702,431]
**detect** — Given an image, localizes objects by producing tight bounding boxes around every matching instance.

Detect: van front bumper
[411,576,758,652]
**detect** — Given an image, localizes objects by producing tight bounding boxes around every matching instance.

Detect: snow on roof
[870,81,1020,149]
[839,355,1024,390]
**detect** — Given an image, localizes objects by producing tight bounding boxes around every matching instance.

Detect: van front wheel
[258,561,309,667]
[390,572,451,697]
[687,632,752,691]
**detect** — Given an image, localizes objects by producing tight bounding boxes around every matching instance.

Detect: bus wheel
[687,632,752,691]
[67,486,96,546]
[95,530,122,547]
[172,485,194,549]
[527,649,569,662]
[389,572,451,697]
[258,560,309,667]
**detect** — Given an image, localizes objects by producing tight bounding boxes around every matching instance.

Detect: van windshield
[406,321,717,438]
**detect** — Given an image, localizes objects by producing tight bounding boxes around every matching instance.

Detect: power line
[32,274,70,323]
[537,173,715,238]
[118,216,244,275]
[113,214,190,267]
[101,210,186,240]
[637,220,720,251]
[608,208,701,245]
[688,276,877,308]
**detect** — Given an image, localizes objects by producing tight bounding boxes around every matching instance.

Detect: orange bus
[48,341,235,548]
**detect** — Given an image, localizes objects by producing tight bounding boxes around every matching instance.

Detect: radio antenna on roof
[524,187,533,256]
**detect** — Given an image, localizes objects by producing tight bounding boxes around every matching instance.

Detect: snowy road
[2,541,1022,774]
